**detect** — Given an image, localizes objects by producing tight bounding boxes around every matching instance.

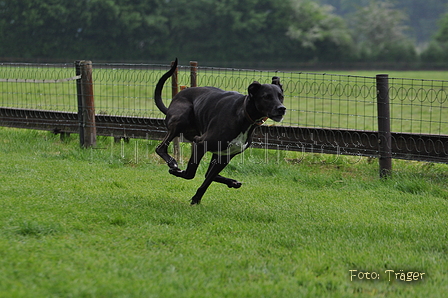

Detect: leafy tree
[348,1,416,62]
[0,0,356,64]
[0,0,170,60]
[0,0,85,58]
[434,12,448,44]
[73,0,170,60]
[163,0,297,64]
[165,0,357,65]
[318,0,448,45]
[0,0,429,66]
[286,0,354,62]
[421,12,448,64]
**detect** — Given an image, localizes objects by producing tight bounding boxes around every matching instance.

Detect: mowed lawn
[0,127,447,297]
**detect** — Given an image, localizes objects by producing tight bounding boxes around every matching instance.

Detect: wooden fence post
[171,60,179,98]
[171,61,180,161]
[76,60,96,148]
[190,61,198,87]
[376,74,392,178]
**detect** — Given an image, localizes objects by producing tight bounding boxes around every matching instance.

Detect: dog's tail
[154,58,178,115]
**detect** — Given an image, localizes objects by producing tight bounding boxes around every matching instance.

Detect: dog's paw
[228,180,242,189]
[167,158,179,169]
[169,167,183,176]
[190,198,201,205]
[190,193,203,205]
[169,168,196,180]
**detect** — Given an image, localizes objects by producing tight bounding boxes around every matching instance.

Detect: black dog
[154,59,286,204]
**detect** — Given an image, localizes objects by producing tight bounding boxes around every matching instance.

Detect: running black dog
[154,59,286,204]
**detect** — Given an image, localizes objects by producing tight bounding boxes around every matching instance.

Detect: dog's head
[248,77,286,122]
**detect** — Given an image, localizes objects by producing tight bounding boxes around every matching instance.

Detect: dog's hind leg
[190,154,235,205]
[156,129,182,170]
[156,110,194,171]
[169,141,205,179]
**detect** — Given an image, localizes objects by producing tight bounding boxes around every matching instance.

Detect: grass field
[1,65,447,134]
[1,127,447,297]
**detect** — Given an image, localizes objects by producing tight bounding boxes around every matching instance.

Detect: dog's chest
[213,130,250,156]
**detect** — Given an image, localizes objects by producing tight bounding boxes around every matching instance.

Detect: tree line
[320,0,448,45]
[1,0,447,68]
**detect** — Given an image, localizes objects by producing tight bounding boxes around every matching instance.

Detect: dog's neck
[243,95,268,126]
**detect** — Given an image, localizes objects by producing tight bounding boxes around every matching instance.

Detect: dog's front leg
[205,154,242,188]
[213,175,242,188]
[191,154,233,205]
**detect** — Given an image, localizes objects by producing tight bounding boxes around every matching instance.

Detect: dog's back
[166,86,247,143]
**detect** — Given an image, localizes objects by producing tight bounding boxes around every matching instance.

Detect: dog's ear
[272,76,283,91]
[248,81,262,96]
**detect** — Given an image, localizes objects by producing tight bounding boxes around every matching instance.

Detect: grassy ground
[0,127,447,297]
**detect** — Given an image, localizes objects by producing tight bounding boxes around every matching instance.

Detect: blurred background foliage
[1,0,447,68]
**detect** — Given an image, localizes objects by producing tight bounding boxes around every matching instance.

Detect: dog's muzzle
[270,105,286,122]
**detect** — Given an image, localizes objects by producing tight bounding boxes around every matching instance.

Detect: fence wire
[1,61,447,163]
[389,77,448,135]
[91,63,166,118]
[173,65,448,136]
[0,63,78,112]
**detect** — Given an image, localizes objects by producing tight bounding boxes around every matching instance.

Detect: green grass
[1,127,447,297]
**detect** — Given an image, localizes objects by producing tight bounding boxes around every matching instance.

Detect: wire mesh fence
[389,77,448,135]
[91,63,166,118]
[0,63,78,112]
[1,61,447,164]
[2,62,447,135]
